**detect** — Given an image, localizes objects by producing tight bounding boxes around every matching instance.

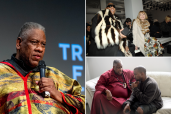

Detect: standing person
[123,66,163,114]
[133,11,164,56]
[0,22,85,114]
[160,15,171,37]
[89,2,129,56]
[91,59,136,114]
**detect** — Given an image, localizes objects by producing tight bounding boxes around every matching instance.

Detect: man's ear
[16,37,22,49]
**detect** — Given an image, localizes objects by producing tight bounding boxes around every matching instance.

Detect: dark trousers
[135,52,144,56]
[128,42,135,56]
[122,101,157,114]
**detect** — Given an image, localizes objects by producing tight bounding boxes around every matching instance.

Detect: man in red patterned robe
[91,59,135,114]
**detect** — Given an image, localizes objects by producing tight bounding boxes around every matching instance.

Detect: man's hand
[136,107,143,114]
[120,29,127,39]
[129,24,132,29]
[36,77,63,103]
[105,89,112,101]
[131,81,140,89]
[135,46,139,50]
[125,46,129,52]
[123,103,131,114]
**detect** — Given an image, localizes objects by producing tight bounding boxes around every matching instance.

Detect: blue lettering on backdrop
[71,44,83,61]
[72,65,84,91]
[59,43,84,92]
[58,43,70,60]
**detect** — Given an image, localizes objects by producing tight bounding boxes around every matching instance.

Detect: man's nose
[35,44,44,52]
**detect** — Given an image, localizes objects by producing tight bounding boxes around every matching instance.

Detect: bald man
[91,60,136,114]
[123,66,163,114]
[88,2,129,56]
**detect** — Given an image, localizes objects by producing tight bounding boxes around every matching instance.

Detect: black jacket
[125,77,163,109]
[160,21,171,37]
[150,22,162,38]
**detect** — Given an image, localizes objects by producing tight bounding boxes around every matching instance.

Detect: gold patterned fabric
[0,62,85,114]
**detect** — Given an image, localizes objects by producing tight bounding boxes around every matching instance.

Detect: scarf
[135,18,150,34]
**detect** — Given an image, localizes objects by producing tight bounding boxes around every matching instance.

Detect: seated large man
[91,59,136,114]
[123,66,163,114]
[0,22,85,114]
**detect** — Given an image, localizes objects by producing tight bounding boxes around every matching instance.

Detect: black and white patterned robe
[90,9,128,55]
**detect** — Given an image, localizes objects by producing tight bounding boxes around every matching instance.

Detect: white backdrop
[86,57,171,81]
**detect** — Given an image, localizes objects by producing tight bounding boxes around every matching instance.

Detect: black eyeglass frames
[107,5,115,8]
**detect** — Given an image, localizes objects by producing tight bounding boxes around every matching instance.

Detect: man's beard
[136,78,141,82]
[114,70,122,76]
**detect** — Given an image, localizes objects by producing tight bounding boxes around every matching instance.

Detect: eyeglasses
[107,5,115,8]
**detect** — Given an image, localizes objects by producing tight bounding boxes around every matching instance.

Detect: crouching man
[123,66,163,114]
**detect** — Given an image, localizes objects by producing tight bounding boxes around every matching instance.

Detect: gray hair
[113,59,122,66]
[134,66,146,74]
[18,22,45,39]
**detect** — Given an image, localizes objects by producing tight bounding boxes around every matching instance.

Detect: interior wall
[132,0,143,20]
[86,57,171,81]
[124,0,133,20]
[86,59,90,81]
[86,14,96,23]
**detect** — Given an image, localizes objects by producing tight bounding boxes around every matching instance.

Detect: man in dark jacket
[160,15,171,37]
[150,19,162,38]
[123,66,163,114]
